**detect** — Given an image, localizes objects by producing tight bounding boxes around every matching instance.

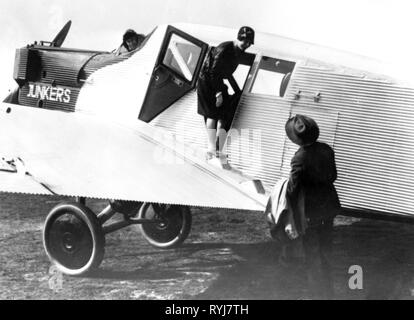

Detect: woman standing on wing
[197,26,255,160]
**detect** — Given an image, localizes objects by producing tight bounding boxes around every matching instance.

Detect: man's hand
[216,92,223,107]
[285,223,299,240]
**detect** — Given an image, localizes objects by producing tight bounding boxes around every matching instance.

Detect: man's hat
[285,114,319,146]
[237,26,255,44]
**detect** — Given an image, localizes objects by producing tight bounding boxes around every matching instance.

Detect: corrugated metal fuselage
[151,24,414,218]
[11,23,414,218]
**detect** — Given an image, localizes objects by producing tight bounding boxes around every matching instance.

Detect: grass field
[1,192,414,300]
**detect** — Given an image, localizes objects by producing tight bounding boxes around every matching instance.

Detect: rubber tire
[43,202,105,276]
[138,203,192,249]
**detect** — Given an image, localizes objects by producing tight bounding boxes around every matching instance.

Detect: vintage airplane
[1,21,414,275]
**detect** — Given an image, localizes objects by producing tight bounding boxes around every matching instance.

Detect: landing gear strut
[42,198,192,275]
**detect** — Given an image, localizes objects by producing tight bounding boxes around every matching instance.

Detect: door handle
[294,90,321,102]
[172,77,183,87]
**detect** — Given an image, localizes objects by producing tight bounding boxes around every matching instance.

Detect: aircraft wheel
[138,203,192,249]
[43,202,105,276]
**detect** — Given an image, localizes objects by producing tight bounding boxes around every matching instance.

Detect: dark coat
[286,142,341,228]
[197,41,242,120]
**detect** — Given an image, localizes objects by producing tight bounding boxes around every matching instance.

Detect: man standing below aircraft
[197,26,255,160]
[284,115,341,299]
[114,29,145,55]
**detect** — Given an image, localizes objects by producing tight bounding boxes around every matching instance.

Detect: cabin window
[162,34,202,82]
[250,56,295,97]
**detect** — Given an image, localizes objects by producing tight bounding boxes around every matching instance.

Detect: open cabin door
[139,26,208,122]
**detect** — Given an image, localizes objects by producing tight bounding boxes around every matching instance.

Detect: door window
[162,34,203,82]
[139,26,208,122]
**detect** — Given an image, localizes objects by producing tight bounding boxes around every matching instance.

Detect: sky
[1,0,414,95]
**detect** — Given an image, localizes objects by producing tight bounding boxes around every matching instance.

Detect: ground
[1,192,414,300]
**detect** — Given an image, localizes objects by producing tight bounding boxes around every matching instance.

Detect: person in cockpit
[114,29,145,56]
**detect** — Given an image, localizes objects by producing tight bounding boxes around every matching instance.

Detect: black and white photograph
[1,0,414,303]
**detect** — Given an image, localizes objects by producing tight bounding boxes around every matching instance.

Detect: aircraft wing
[0,102,267,211]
